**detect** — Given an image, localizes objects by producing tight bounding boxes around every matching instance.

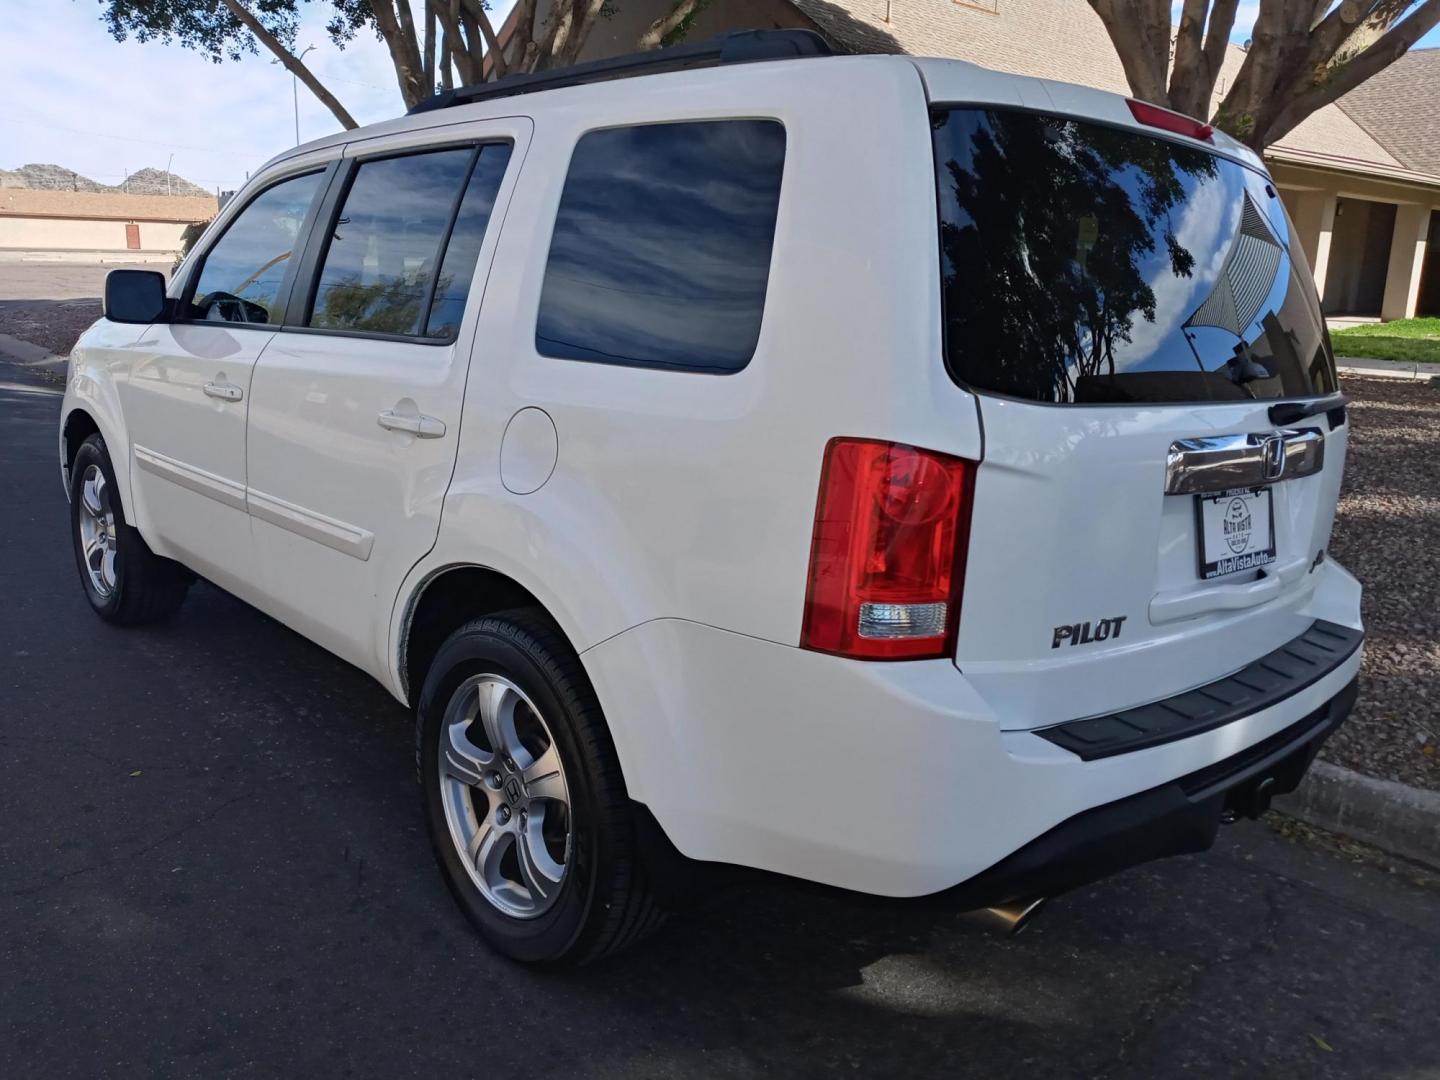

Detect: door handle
[377,409,446,439]
[203,381,244,402]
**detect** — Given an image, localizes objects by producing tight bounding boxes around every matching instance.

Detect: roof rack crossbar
[407,29,834,115]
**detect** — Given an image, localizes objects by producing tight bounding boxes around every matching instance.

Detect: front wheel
[416,611,665,965]
[69,434,190,625]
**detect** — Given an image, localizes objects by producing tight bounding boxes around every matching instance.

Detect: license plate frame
[1195,486,1276,580]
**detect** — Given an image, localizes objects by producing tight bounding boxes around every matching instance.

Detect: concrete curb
[0,333,67,381]
[1336,355,1440,382]
[1276,761,1440,872]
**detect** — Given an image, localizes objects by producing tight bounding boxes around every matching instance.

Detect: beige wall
[0,216,190,252]
[1274,164,1438,321]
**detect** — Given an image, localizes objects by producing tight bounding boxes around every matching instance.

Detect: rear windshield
[932,107,1338,404]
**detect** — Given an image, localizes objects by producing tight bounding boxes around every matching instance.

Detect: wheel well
[62,409,100,476]
[401,566,550,705]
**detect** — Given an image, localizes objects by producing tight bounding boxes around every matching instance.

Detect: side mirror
[103,269,169,324]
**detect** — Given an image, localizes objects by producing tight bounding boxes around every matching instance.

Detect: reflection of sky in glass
[536,120,786,372]
[192,171,322,324]
[426,143,511,338]
[311,148,473,336]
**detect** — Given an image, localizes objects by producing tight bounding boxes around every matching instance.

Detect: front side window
[536,119,787,373]
[308,145,504,338]
[932,107,1338,404]
[190,171,323,325]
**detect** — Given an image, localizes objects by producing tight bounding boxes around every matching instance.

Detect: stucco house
[490,0,1440,323]
[0,189,218,255]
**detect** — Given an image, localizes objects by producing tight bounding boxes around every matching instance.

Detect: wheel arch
[397,563,556,708]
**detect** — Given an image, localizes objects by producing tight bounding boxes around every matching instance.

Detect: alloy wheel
[77,464,118,599]
[438,674,572,919]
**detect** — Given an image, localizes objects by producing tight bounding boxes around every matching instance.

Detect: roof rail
[407,29,835,115]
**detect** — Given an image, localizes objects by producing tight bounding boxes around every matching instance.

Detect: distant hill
[0,162,209,198]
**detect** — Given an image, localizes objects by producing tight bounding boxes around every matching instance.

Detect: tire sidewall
[69,436,128,619]
[418,621,604,964]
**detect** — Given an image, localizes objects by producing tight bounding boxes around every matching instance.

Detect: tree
[1088,0,1440,150]
[97,0,708,126]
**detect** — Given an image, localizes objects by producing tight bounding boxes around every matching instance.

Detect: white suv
[60,32,1363,964]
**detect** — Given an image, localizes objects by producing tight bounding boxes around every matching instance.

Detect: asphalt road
[3,357,1439,1080]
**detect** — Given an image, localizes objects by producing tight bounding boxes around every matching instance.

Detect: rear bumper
[581,564,1364,898]
[940,677,1357,910]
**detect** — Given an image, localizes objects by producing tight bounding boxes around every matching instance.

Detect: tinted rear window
[536,119,786,373]
[932,108,1338,404]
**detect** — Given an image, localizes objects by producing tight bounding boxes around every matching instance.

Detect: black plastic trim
[939,677,1356,909]
[1036,619,1363,761]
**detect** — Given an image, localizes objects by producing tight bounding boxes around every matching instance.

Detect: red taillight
[800,438,976,660]
[1126,99,1214,142]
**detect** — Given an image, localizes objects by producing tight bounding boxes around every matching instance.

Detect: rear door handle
[377,409,446,439]
[203,381,244,402]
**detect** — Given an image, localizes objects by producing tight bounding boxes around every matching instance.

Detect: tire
[69,434,191,625]
[416,610,666,965]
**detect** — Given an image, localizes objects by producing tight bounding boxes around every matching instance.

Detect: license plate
[1196,488,1275,579]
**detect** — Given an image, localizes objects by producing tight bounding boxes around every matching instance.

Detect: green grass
[1330,317,1440,364]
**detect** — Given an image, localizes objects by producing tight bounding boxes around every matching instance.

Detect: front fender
[61,319,143,515]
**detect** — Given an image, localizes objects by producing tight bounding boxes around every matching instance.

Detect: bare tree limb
[372,0,427,107]
[459,0,508,78]
[636,0,704,50]
[1261,0,1440,145]
[217,0,356,129]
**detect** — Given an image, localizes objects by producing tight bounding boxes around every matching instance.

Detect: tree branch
[371,0,427,107]
[459,0,507,78]
[1261,0,1440,145]
[636,0,703,50]
[217,0,356,129]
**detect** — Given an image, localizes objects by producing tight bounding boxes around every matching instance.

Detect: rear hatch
[926,83,1347,729]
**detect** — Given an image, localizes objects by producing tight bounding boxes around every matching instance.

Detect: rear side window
[190,171,323,325]
[536,119,786,373]
[308,143,510,339]
[932,107,1338,404]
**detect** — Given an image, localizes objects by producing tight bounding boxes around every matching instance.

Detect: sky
[2,0,1435,195]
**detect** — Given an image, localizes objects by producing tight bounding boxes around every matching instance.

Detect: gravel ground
[1324,374,1440,790]
[0,261,152,356]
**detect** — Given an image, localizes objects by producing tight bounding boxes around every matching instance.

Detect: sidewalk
[0,248,175,265]
[1337,355,1440,381]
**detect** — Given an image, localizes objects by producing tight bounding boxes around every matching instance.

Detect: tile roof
[1337,48,1440,177]
[788,0,1420,178]
[0,188,218,224]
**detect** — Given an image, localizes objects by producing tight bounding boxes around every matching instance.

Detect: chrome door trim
[246,485,375,561]
[133,443,248,511]
[1164,429,1324,495]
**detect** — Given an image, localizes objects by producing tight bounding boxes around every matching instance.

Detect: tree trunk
[372,0,428,108]
[459,0,508,78]
[1086,0,1172,104]
[217,0,356,129]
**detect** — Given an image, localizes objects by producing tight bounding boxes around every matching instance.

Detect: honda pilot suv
[60,32,1362,964]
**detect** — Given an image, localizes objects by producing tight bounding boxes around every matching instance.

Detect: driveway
[2,358,1440,1078]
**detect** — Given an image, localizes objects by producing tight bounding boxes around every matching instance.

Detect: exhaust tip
[975,896,1049,937]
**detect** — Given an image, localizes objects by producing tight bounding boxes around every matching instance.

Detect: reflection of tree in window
[935,110,1216,402]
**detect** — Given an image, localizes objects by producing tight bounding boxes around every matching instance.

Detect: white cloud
[1,0,512,194]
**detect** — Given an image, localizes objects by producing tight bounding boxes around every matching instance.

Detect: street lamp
[274,45,316,147]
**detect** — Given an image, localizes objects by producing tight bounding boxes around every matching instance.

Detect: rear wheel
[69,434,190,625]
[416,611,665,965]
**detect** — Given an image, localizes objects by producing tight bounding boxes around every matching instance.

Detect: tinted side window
[536,119,786,372]
[425,143,513,338]
[190,171,323,325]
[308,148,476,337]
